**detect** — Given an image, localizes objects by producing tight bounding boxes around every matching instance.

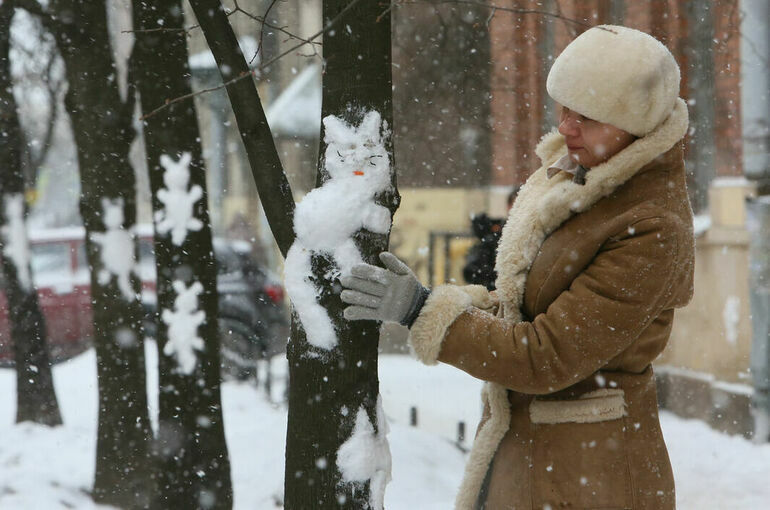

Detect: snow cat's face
[322,111,391,191]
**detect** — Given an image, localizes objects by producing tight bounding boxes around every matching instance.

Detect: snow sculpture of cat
[284,110,392,349]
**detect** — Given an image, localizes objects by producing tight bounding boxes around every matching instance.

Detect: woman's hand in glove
[340,252,430,326]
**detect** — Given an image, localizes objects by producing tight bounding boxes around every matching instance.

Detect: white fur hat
[546,25,681,137]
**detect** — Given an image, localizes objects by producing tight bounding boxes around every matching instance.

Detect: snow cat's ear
[322,114,342,132]
[359,111,382,143]
[160,154,172,169]
[179,152,192,168]
[190,281,203,294]
[322,115,350,145]
[101,196,111,211]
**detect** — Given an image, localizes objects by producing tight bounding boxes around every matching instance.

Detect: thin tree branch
[139,69,256,121]
[550,0,579,38]
[232,0,279,64]
[393,0,592,29]
[142,0,361,121]
[376,1,395,23]
[123,5,322,58]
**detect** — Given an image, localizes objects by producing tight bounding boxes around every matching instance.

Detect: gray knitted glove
[341,252,429,326]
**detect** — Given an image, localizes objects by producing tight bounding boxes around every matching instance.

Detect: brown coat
[408,98,693,509]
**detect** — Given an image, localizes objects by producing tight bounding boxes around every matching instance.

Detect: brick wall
[712,0,743,177]
[489,0,546,187]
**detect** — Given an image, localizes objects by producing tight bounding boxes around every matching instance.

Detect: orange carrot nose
[353,170,364,176]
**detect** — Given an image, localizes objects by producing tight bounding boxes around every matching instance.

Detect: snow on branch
[284,110,392,349]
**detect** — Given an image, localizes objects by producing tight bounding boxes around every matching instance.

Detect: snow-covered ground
[1,347,769,509]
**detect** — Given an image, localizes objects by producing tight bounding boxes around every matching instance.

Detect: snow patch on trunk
[1,193,32,291]
[156,152,203,246]
[336,395,392,510]
[162,280,206,374]
[90,197,137,300]
[284,110,392,349]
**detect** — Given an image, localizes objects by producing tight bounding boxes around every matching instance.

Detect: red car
[0,226,288,378]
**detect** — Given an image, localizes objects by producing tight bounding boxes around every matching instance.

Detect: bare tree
[0,0,62,428]
[281,1,398,507]
[131,1,233,507]
[14,0,154,506]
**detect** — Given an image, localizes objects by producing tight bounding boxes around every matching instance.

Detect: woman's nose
[558,114,580,137]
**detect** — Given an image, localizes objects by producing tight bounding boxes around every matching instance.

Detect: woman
[342,25,693,509]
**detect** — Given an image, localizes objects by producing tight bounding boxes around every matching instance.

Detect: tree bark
[34,1,155,506]
[282,1,398,508]
[131,1,232,508]
[0,1,62,427]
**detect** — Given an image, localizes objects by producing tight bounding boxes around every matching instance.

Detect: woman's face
[558,106,637,168]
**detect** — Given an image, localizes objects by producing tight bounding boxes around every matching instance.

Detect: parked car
[0,225,289,380]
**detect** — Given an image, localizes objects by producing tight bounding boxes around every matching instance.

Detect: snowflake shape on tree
[162,280,205,375]
[155,152,203,246]
[1,193,32,291]
[90,197,137,300]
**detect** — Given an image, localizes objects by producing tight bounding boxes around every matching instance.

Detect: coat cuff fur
[407,285,472,365]
[457,284,499,313]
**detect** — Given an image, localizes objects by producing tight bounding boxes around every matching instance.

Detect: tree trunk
[131,1,232,508]
[42,0,154,506]
[0,1,62,427]
[282,1,398,508]
[187,0,396,506]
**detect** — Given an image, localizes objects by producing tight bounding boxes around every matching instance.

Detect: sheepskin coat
[408,98,693,510]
